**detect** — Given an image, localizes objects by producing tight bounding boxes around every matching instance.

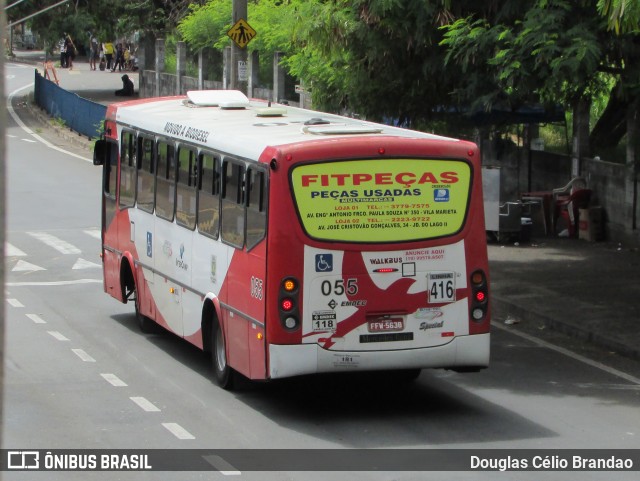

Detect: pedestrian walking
[89,34,99,70]
[112,42,125,72]
[103,41,114,71]
[64,34,77,70]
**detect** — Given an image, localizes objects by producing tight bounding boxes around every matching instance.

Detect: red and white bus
[93,90,490,388]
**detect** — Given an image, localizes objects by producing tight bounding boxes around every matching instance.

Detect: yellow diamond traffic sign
[227,18,256,49]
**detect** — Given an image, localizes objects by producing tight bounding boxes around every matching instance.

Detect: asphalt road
[2,62,640,481]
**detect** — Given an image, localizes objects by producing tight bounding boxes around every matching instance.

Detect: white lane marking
[48,331,70,341]
[101,373,127,387]
[12,260,46,272]
[130,397,161,412]
[84,229,102,239]
[21,138,37,143]
[493,322,640,385]
[26,314,47,324]
[27,231,81,254]
[7,83,92,163]
[72,258,101,270]
[6,279,102,287]
[5,243,27,256]
[203,456,242,476]
[7,298,24,308]
[72,349,96,362]
[162,423,195,440]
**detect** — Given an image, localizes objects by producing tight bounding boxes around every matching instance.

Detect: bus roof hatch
[186,90,250,109]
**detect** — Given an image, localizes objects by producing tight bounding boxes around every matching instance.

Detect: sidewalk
[489,237,640,361]
[8,49,139,106]
[8,50,640,362]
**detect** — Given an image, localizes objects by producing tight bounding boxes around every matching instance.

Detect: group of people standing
[59,33,135,96]
[61,33,135,73]
[90,37,134,72]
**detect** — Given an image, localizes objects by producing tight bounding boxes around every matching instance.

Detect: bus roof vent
[186,90,250,109]
[302,124,384,135]
[304,117,330,125]
[256,107,287,117]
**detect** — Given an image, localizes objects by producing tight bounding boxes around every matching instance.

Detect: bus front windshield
[290,158,472,243]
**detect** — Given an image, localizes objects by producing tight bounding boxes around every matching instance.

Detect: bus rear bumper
[268,333,490,379]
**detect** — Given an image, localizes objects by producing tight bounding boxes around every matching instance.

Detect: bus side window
[197,152,220,239]
[246,167,267,250]
[176,146,197,230]
[221,159,245,249]
[136,136,155,213]
[155,140,176,222]
[119,131,136,207]
[105,140,118,199]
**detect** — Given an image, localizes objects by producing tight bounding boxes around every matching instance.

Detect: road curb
[19,93,94,153]
[492,296,640,361]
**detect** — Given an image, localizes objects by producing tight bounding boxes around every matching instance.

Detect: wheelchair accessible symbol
[316,254,333,272]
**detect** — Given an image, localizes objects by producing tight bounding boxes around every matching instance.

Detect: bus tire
[134,288,156,333]
[212,319,234,389]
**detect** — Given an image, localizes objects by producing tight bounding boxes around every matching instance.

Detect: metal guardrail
[33,69,107,140]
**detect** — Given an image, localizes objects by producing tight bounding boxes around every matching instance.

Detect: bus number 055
[321,279,358,296]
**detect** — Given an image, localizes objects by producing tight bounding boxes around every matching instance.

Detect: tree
[441,0,640,152]
[6,0,201,54]
[283,0,472,123]
[598,0,640,33]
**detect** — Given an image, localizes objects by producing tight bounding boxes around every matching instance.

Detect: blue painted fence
[34,69,107,140]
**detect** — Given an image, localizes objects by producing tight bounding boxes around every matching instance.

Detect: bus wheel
[134,290,156,333]
[212,320,234,389]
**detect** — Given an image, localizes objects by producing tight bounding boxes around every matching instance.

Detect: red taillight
[374,267,398,273]
[281,298,294,311]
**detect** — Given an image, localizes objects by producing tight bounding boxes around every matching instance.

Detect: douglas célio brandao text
[470,454,634,471]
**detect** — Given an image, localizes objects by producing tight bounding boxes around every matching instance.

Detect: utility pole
[230,0,248,95]
[1,0,7,447]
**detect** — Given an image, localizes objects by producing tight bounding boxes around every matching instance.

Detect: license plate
[368,318,404,332]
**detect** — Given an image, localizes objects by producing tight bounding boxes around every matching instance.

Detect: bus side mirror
[93,139,106,166]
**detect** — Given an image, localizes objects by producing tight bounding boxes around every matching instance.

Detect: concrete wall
[483,142,639,245]
[582,157,638,244]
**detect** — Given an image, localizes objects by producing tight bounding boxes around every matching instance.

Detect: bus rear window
[290,159,471,243]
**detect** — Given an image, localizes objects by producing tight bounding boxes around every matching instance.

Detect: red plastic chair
[555,189,591,237]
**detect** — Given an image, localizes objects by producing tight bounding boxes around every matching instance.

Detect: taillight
[470,270,488,321]
[279,277,300,331]
[281,298,294,311]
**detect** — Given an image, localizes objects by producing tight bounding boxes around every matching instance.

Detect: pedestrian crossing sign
[227,18,256,49]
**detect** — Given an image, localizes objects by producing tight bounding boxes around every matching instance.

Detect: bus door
[221,161,268,378]
[152,139,184,335]
[100,135,120,298]
[132,135,157,322]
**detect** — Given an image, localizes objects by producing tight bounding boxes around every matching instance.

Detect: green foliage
[177,0,233,51]
[9,0,640,150]
[598,0,640,33]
